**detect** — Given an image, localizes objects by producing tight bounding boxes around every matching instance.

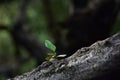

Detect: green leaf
[57,54,67,57]
[45,40,56,52]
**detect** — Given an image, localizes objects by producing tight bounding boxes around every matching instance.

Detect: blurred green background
[0,0,70,79]
[0,0,119,79]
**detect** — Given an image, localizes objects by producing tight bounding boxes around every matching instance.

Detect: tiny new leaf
[45,40,56,52]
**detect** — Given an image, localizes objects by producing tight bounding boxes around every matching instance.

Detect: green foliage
[0,1,18,26]
[45,40,66,60]
[45,40,56,60]
[0,31,14,60]
[0,0,69,79]
[45,40,56,52]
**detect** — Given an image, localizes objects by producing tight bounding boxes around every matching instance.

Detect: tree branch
[8,32,120,80]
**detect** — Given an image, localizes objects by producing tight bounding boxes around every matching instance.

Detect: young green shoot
[45,40,66,60]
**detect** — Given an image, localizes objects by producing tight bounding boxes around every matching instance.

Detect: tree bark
[8,32,120,80]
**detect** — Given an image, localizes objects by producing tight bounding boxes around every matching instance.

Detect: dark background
[0,0,120,79]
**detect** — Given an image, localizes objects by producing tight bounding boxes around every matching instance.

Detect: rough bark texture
[8,32,120,80]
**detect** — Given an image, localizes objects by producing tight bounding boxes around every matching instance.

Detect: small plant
[45,40,66,60]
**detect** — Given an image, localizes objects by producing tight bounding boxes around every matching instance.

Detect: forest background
[0,0,120,79]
